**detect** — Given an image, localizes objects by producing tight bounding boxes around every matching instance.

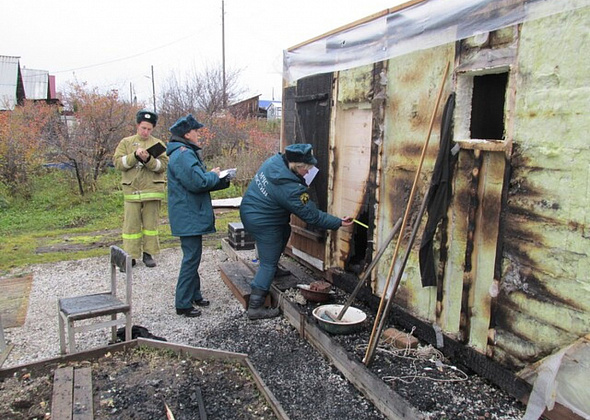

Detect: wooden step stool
[52,366,93,420]
[219,260,270,309]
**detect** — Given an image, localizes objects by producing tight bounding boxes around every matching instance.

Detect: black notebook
[146,142,166,157]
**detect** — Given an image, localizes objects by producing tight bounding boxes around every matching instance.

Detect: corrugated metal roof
[22,68,49,100]
[0,55,21,110]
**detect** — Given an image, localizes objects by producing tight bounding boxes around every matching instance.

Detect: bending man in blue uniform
[240,144,353,320]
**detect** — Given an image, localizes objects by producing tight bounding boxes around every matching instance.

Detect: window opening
[470,73,508,140]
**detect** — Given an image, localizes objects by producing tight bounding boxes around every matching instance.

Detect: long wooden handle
[363,61,450,365]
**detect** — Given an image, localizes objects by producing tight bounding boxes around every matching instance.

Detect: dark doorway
[470,73,508,140]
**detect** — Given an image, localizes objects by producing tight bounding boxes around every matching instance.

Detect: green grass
[0,169,242,275]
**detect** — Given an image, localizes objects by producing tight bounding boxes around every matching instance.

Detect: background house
[0,56,25,110]
[228,94,260,119]
[259,99,282,120]
[229,95,282,120]
[22,68,58,105]
[0,55,59,110]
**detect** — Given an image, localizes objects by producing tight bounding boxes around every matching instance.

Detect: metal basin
[297,284,335,302]
[312,304,367,335]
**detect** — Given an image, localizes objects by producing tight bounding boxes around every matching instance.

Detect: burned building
[281,0,590,418]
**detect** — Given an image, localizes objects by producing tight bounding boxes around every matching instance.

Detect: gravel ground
[2,244,528,419]
[2,246,387,420]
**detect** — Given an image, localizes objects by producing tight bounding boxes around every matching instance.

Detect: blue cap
[169,114,204,137]
[285,143,317,165]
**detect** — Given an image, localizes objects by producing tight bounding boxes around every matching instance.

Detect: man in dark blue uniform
[166,114,230,317]
[240,144,353,320]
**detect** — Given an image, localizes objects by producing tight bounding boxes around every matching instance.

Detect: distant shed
[281,0,590,418]
[22,68,58,104]
[259,99,282,120]
[0,55,25,110]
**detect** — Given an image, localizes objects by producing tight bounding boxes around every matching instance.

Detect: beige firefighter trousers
[122,200,161,259]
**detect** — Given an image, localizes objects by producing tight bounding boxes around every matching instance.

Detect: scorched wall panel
[378,45,454,321]
[494,8,590,369]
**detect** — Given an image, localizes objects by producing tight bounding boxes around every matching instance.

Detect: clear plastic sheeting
[283,0,590,83]
[522,336,590,420]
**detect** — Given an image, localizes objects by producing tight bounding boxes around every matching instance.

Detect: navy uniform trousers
[175,235,204,309]
[247,223,291,292]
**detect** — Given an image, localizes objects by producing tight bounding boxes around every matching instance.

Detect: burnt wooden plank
[290,224,324,242]
[241,257,302,292]
[279,258,316,284]
[73,367,93,420]
[52,366,74,420]
[136,338,248,363]
[195,386,207,420]
[294,93,329,102]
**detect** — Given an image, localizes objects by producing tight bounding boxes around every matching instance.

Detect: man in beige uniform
[113,110,168,267]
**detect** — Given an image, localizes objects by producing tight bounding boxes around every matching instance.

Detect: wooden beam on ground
[220,238,240,261]
[73,367,93,420]
[0,343,14,368]
[195,386,207,420]
[52,367,74,420]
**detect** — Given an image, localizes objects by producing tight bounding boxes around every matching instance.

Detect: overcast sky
[2,0,402,107]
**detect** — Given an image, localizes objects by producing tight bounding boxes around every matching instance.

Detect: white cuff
[122,155,133,169]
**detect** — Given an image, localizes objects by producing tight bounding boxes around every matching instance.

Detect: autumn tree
[201,115,279,186]
[154,63,280,187]
[45,83,140,195]
[157,64,244,128]
[0,101,54,197]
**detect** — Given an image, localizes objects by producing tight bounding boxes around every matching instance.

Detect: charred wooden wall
[282,5,590,376]
[490,8,590,370]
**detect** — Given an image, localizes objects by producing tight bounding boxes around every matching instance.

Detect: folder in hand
[146,142,166,158]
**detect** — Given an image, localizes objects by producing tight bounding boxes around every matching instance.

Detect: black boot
[248,288,280,320]
[142,252,156,267]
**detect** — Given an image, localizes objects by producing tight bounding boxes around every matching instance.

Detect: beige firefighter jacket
[113,134,168,202]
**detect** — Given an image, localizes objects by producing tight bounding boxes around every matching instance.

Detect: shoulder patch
[300,192,310,205]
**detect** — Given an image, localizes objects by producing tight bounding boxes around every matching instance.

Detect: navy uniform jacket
[166,136,229,236]
[240,153,341,236]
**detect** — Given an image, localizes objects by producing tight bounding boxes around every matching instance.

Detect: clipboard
[219,168,237,179]
[146,142,166,158]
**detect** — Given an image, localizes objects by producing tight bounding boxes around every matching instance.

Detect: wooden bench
[51,366,93,420]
